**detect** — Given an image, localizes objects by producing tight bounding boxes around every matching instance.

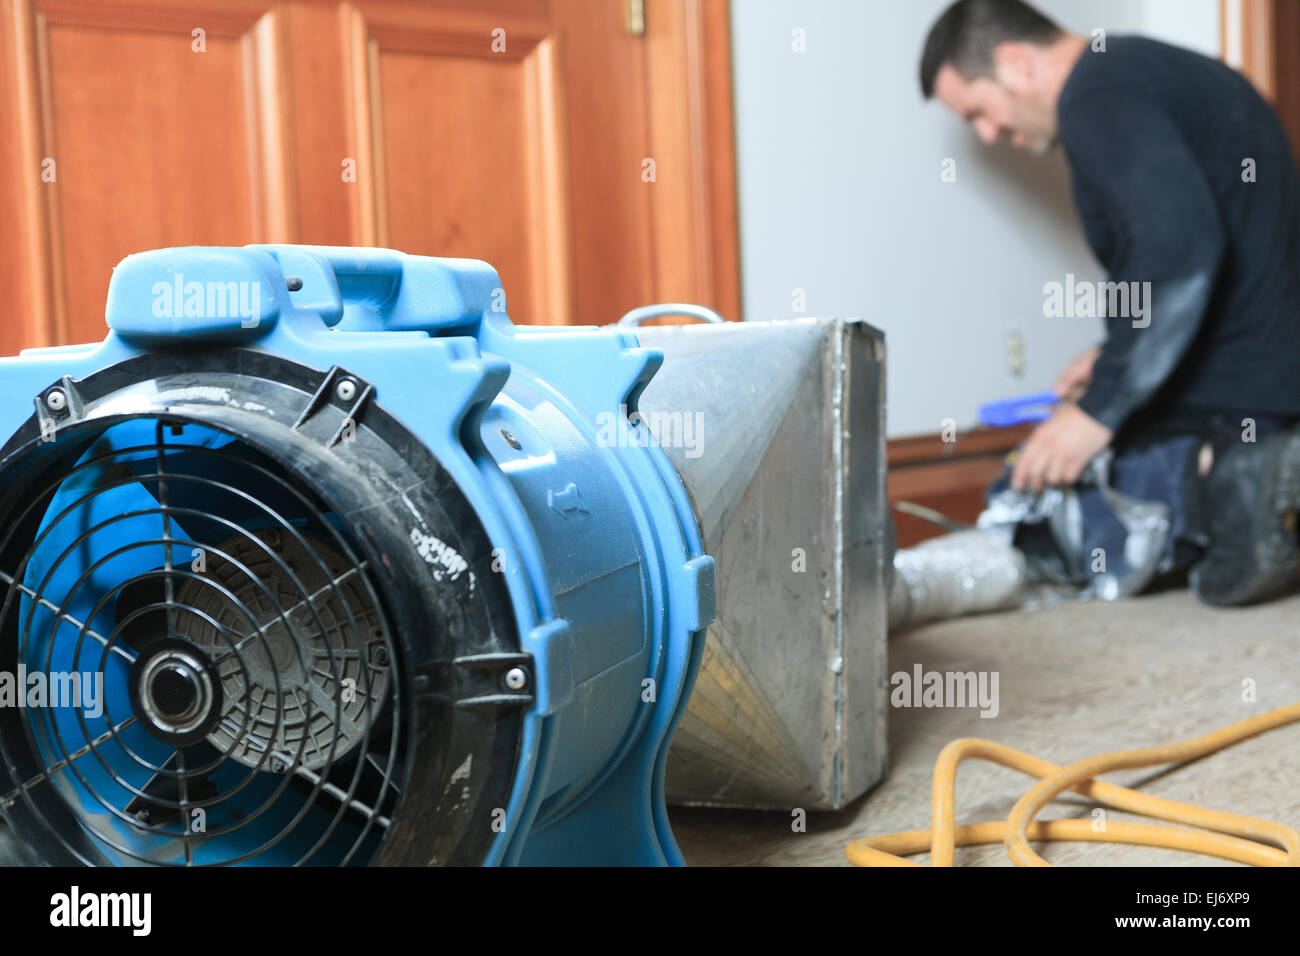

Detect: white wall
[728,0,1221,437]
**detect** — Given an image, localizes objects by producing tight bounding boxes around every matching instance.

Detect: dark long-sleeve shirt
[1060,36,1300,445]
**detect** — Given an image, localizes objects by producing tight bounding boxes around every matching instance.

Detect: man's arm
[1054,344,1101,402]
[1067,90,1227,433]
[1011,90,1226,493]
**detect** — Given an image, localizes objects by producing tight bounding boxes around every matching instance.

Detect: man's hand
[1053,345,1102,403]
[1010,402,1113,494]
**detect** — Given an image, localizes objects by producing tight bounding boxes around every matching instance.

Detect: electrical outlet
[1005,327,1026,377]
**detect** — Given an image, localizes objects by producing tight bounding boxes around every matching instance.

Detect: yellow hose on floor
[846,702,1300,867]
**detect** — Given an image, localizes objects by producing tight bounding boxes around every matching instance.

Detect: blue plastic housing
[0,245,716,865]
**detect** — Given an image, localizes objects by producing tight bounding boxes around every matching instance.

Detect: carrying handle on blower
[616,303,727,327]
[258,244,501,333]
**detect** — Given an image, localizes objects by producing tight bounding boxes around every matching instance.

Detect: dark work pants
[984,413,1296,593]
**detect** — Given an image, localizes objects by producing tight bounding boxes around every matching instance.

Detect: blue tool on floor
[979,390,1058,428]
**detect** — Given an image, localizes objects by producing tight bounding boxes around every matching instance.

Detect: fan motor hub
[128,640,223,747]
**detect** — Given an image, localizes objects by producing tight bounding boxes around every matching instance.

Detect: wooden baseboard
[887,424,1033,547]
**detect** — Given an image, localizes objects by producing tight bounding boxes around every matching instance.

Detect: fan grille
[0,418,404,866]
[174,528,390,771]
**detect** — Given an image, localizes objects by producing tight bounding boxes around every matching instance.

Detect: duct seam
[831,321,845,808]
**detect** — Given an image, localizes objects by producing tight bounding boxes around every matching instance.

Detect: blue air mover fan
[0,245,714,866]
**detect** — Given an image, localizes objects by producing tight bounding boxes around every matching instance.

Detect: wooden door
[1229,0,1300,158]
[0,0,294,351]
[0,0,740,351]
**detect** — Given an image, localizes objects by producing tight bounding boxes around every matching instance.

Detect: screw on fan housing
[173,527,391,771]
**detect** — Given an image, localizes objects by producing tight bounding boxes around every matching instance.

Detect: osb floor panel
[669,588,1300,867]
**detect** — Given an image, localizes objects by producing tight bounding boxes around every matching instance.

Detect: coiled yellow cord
[846,702,1300,867]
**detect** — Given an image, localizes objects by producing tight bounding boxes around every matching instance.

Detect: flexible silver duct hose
[888,529,1027,632]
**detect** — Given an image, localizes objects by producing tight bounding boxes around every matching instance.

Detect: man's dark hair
[919,0,1064,99]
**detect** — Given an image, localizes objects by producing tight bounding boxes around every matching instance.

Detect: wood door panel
[552,0,655,326]
[0,3,30,354]
[344,2,572,326]
[6,0,290,346]
[2,0,740,345]
[48,25,255,342]
[375,47,547,326]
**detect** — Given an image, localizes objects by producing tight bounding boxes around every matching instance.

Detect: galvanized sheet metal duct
[634,317,887,810]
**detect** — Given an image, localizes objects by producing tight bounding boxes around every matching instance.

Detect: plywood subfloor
[669,588,1300,866]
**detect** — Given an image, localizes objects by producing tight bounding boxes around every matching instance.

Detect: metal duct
[634,317,888,811]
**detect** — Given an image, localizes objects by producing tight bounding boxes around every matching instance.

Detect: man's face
[932,53,1057,154]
